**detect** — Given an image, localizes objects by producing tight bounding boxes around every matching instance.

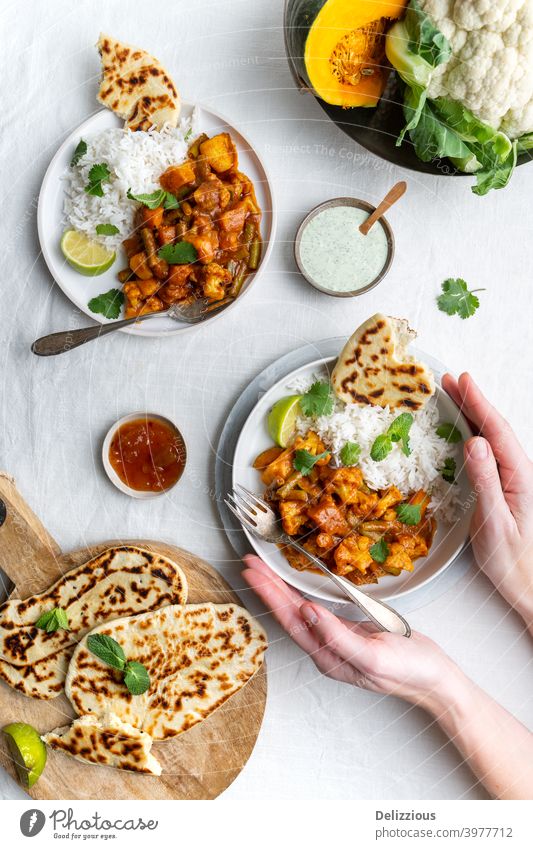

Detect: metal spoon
[31,297,233,357]
[359,181,407,236]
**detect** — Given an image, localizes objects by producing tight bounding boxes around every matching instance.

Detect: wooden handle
[359,181,407,236]
[0,472,62,595]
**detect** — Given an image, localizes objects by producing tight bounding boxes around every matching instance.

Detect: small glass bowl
[294,197,395,298]
[102,412,187,499]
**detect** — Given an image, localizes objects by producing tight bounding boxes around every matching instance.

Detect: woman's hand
[442,372,533,630]
[242,555,462,711]
[243,556,533,799]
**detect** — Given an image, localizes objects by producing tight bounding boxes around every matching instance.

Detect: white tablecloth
[1,0,532,801]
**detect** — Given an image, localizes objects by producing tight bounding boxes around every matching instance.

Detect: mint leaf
[35,607,70,633]
[388,413,414,456]
[370,434,393,462]
[293,449,329,476]
[85,163,110,197]
[299,381,334,418]
[369,537,389,564]
[396,503,422,525]
[70,139,87,167]
[87,634,126,671]
[437,278,483,319]
[340,441,361,467]
[436,422,462,443]
[441,457,457,483]
[88,288,124,320]
[96,223,120,236]
[123,661,151,696]
[127,187,166,209]
[158,241,198,264]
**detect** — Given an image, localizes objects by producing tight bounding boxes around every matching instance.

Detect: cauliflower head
[420,0,533,137]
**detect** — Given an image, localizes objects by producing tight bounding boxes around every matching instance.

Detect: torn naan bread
[66,603,267,740]
[97,33,180,131]
[0,547,187,699]
[331,314,435,411]
[43,711,161,776]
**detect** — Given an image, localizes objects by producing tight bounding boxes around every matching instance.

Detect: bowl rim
[294,197,395,298]
[102,411,187,499]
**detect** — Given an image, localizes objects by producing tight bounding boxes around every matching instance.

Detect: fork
[226,484,411,637]
[31,296,234,356]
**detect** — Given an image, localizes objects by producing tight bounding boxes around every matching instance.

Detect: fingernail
[301,603,319,625]
[467,437,488,460]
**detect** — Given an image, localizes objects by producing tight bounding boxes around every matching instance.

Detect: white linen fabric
[0,0,532,800]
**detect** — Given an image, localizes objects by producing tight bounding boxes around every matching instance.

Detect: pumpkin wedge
[286,0,408,108]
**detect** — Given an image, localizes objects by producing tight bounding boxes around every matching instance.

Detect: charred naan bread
[66,603,267,740]
[0,547,188,699]
[43,712,161,776]
[331,314,435,411]
[97,33,180,131]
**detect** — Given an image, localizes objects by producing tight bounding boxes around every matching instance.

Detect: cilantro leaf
[369,537,389,564]
[299,381,334,418]
[387,413,414,456]
[340,441,361,467]
[436,422,463,443]
[85,163,110,197]
[158,241,198,264]
[163,192,179,210]
[370,434,393,462]
[396,503,423,525]
[293,449,329,476]
[123,661,151,696]
[95,223,120,236]
[127,188,167,209]
[437,278,483,319]
[35,607,70,633]
[184,127,193,141]
[70,138,87,167]
[88,288,124,320]
[87,634,126,671]
[441,457,457,483]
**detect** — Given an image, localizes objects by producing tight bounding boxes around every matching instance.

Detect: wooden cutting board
[0,472,267,800]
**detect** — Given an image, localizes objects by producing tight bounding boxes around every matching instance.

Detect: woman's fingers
[242,555,304,605]
[456,374,531,494]
[300,602,374,670]
[464,437,509,528]
[242,567,321,654]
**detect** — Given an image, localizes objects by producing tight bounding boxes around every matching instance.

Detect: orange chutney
[109,418,186,492]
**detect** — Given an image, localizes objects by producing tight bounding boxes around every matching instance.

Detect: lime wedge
[3,722,47,788]
[267,395,302,447]
[60,229,116,276]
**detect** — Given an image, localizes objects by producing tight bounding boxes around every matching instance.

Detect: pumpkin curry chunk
[119,131,261,318]
[253,429,436,587]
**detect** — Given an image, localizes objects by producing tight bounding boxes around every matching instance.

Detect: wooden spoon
[359,181,407,236]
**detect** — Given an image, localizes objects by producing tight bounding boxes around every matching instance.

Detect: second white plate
[231,354,473,604]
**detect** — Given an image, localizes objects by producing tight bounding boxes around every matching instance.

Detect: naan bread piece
[43,712,161,776]
[97,33,180,131]
[66,603,267,740]
[331,314,435,411]
[0,547,187,699]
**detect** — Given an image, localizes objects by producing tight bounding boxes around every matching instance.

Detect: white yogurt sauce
[299,205,390,293]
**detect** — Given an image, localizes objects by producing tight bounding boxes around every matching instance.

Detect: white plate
[37,104,276,337]
[232,356,473,604]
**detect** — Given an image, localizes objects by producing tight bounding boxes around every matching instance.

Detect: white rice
[287,374,461,523]
[62,112,198,249]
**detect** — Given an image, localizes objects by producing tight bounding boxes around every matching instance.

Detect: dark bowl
[283,6,532,176]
